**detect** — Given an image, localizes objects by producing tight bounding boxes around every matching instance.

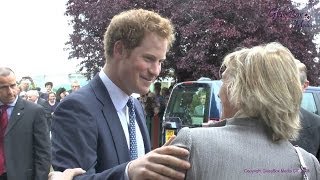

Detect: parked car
[162,78,320,144]
[162,78,221,143]
[301,86,320,116]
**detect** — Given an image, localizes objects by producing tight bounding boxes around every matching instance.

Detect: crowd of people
[12,79,82,130]
[138,82,172,142]
[0,8,319,180]
[20,75,172,140]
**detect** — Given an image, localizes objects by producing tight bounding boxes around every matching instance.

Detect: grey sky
[0,0,78,79]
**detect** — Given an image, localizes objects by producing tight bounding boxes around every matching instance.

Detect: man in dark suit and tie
[291,60,320,161]
[0,67,51,180]
[51,9,190,180]
[26,90,52,129]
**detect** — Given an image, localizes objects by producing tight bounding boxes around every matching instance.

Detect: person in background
[144,92,157,137]
[34,87,45,99]
[137,92,148,115]
[153,82,162,107]
[68,80,80,94]
[0,67,51,180]
[47,92,58,115]
[154,82,165,116]
[51,9,190,180]
[171,42,320,179]
[193,93,206,116]
[18,79,30,95]
[154,82,166,143]
[161,87,170,106]
[55,87,68,103]
[40,82,53,100]
[291,60,320,161]
[18,91,27,100]
[26,89,52,129]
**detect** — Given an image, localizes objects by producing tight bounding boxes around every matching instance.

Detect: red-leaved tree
[65,0,320,85]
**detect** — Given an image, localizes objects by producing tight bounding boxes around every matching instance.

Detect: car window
[161,80,220,145]
[301,92,317,114]
[209,81,222,120]
[165,83,211,126]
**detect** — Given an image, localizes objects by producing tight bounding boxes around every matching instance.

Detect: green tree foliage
[65,0,320,85]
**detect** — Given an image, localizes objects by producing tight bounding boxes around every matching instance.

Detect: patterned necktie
[127,97,138,160]
[0,105,8,174]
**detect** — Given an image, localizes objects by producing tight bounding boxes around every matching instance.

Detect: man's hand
[128,136,191,180]
[48,168,86,180]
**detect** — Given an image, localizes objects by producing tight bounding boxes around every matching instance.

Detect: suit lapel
[90,75,130,163]
[5,98,24,136]
[134,99,151,153]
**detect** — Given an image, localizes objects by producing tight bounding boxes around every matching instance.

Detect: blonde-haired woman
[171,42,320,180]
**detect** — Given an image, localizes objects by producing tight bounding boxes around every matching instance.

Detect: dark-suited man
[291,60,320,161]
[0,67,51,180]
[67,80,80,94]
[26,90,52,129]
[51,9,190,180]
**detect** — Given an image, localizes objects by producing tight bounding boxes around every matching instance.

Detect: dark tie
[127,97,138,160]
[0,105,8,174]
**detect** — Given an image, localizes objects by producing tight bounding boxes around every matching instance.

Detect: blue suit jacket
[51,75,151,179]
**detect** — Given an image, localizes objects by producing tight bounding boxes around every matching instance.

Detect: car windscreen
[164,82,211,127]
[302,92,318,114]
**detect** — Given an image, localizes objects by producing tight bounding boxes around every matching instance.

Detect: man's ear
[303,80,309,89]
[302,80,309,91]
[113,41,126,58]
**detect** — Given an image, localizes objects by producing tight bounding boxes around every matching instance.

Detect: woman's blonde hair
[221,42,302,141]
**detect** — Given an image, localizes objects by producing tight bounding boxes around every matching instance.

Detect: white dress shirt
[99,70,145,157]
[0,96,18,120]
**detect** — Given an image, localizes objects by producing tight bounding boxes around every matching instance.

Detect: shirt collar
[0,95,18,107]
[99,70,130,112]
